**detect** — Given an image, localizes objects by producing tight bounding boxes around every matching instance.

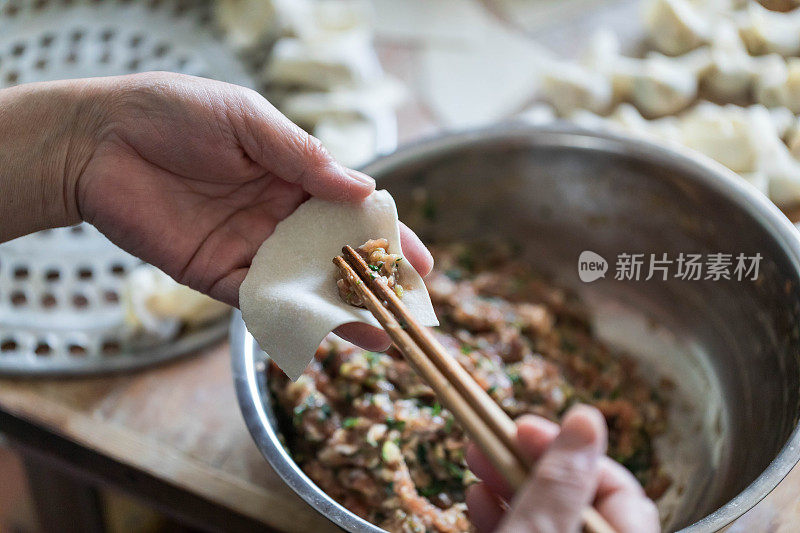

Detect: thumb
[235,88,375,202]
[498,405,606,533]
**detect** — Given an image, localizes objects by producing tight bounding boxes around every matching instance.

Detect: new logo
[578,251,608,282]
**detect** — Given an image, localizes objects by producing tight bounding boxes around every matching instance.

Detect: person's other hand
[4,72,432,350]
[465,405,660,533]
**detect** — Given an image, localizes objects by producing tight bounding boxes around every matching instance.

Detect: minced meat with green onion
[271,243,672,533]
[337,238,405,307]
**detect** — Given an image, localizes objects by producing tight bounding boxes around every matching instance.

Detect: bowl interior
[236,126,800,533]
[364,127,800,530]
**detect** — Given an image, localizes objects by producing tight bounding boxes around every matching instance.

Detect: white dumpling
[314,116,378,168]
[612,104,682,142]
[310,0,374,34]
[568,108,613,130]
[628,53,704,117]
[643,0,712,55]
[739,171,770,196]
[538,61,613,116]
[543,30,710,118]
[693,0,747,10]
[265,33,382,90]
[786,125,800,160]
[755,57,800,113]
[783,112,800,149]
[567,101,800,204]
[277,78,405,126]
[582,30,631,99]
[586,32,704,117]
[123,264,230,340]
[678,104,800,206]
[287,0,372,41]
[748,106,800,206]
[701,22,757,102]
[569,104,652,137]
[765,154,800,207]
[214,0,281,50]
[764,105,797,139]
[678,103,768,173]
[567,104,681,144]
[737,3,800,57]
[517,103,557,125]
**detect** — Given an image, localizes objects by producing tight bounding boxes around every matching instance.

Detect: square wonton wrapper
[240,190,438,380]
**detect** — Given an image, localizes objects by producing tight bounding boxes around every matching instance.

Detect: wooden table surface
[3,2,800,532]
[2,334,800,533]
[0,341,336,533]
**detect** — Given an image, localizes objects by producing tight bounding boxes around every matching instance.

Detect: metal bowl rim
[232,122,800,533]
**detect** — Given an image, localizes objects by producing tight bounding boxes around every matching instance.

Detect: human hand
[0,72,432,350]
[465,405,660,533]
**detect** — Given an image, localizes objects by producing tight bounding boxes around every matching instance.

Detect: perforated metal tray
[0,0,394,375]
[0,0,254,374]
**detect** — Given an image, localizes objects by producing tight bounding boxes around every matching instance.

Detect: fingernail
[347,169,376,188]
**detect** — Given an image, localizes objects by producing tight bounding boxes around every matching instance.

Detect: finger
[236,91,375,202]
[520,430,655,532]
[399,222,434,277]
[466,483,506,533]
[466,442,515,502]
[333,322,391,352]
[208,267,248,307]
[497,405,606,533]
[466,415,559,501]
[333,224,430,351]
[468,426,643,506]
[593,456,656,533]
[520,416,646,501]
[596,457,646,500]
[596,492,660,533]
[468,410,655,533]
[516,414,560,460]
[468,414,644,497]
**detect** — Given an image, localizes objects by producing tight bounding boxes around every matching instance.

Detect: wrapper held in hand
[240,190,439,380]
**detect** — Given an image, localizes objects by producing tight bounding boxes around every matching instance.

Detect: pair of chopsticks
[334,246,617,533]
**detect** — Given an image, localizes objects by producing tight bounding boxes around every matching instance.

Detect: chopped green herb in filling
[336,238,405,308]
[274,243,672,533]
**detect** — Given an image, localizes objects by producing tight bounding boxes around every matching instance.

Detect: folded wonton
[240,190,438,380]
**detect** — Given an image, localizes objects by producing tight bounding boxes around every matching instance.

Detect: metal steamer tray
[0,0,395,375]
[0,0,400,375]
[0,0,253,374]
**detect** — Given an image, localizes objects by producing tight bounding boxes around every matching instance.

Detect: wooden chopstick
[342,246,525,465]
[334,251,617,533]
[333,255,527,487]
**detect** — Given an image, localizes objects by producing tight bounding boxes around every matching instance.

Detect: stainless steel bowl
[231,124,800,532]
